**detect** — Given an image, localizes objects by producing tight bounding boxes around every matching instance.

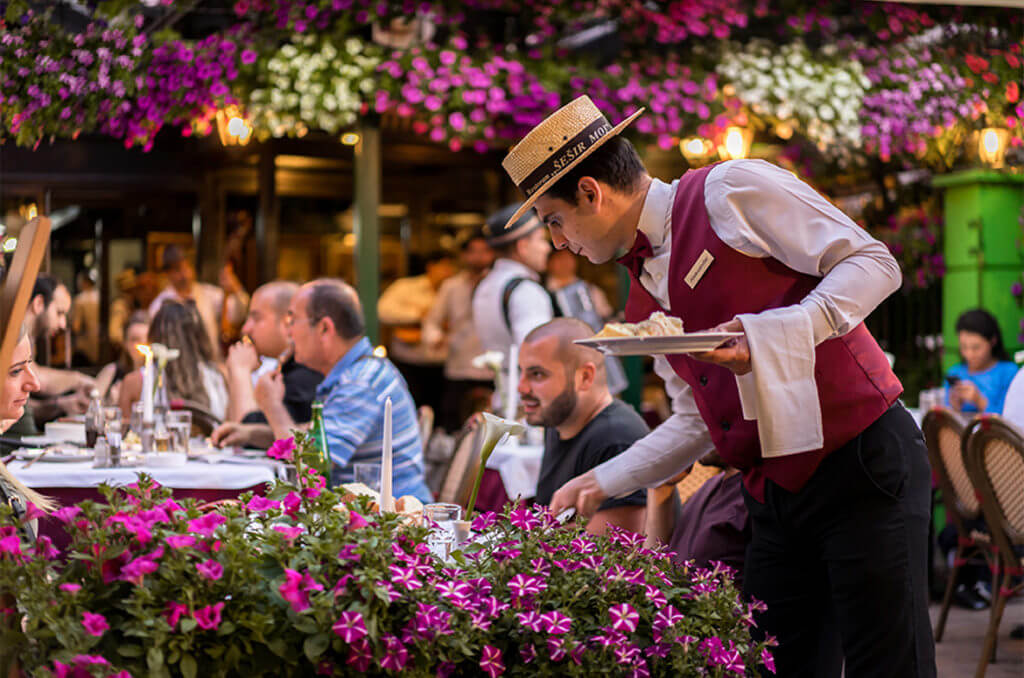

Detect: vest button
[720,419,731,431]
[699,375,708,386]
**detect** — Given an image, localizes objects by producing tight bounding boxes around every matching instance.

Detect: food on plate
[594,311,684,338]
[337,483,425,521]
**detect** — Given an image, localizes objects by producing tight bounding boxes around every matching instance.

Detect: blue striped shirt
[315,337,431,503]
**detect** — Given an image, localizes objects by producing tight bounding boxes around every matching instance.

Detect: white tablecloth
[485,442,543,500]
[8,456,284,490]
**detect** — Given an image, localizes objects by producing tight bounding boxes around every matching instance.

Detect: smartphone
[945,376,961,387]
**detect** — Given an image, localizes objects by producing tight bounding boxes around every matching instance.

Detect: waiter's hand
[692,318,751,375]
[549,470,608,519]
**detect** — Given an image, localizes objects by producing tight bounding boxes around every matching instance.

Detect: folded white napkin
[735,306,823,457]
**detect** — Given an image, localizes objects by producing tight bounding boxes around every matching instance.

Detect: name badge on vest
[684,249,715,289]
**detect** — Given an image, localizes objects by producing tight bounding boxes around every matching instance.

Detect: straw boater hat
[501,95,644,228]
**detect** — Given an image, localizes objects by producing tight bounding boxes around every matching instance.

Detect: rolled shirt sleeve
[593,356,714,497]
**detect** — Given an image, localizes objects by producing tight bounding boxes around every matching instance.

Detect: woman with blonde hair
[0,323,56,519]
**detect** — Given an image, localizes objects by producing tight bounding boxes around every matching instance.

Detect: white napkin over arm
[736,305,823,457]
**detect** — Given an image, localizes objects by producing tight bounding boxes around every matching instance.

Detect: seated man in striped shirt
[238,278,432,503]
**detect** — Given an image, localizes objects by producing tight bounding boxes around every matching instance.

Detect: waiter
[502,96,934,678]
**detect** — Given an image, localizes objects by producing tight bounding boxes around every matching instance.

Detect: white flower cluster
[717,41,871,165]
[248,36,381,137]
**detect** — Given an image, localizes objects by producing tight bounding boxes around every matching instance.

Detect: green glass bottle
[308,402,332,481]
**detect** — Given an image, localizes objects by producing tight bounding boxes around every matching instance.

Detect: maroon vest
[621,165,903,501]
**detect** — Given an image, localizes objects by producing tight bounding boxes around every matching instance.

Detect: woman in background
[946,308,1018,414]
[120,301,228,420]
[95,311,149,406]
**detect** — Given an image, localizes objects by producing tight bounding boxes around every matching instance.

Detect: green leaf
[303,632,330,662]
[180,653,197,678]
[180,618,198,633]
[118,644,144,657]
[268,637,288,658]
[147,646,165,672]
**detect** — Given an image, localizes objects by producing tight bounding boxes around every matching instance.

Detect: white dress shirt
[1002,367,1024,431]
[593,159,903,498]
[472,258,554,364]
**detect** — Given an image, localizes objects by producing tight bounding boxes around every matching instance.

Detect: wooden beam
[0,217,51,378]
[354,119,381,345]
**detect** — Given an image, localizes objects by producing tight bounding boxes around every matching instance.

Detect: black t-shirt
[241,358,323,425]
[534,399,649,511]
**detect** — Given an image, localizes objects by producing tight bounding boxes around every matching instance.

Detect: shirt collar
[316,336,373,398]
[493,257,540,281]
[635,177,675,253]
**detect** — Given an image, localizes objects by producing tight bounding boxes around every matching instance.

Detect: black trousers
[743,404,936,678]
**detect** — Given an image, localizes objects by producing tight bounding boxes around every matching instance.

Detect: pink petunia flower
[761,648,777,674]
[52,506,81,524]
[389,564,423,591]
[347,639,372,672]
[267,437,295,461]
[186,513,226,537]
[540,610,572,635]
[337,544,360,562]
[196,559,223,581]
[246,495,279,512]
[193,601,225,631]
[282,492,302,517]
[272,524,304,542]
[278,569,323,613]
[81,611,109,637]
[516,611,543,632]
[479,645,504,677]
[332,610,367,643]
[59,583,81,594]
[165,601,187,629]
[165,534,197,549]
[34,535,60,560]
[0,536,22,559]
[119,554,159,585]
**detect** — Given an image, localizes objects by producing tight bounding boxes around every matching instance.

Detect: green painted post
[616,267,644,411]
[354,119,381,345]
[933,170,1024,371]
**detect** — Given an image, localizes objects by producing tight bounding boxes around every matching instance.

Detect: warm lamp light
[373,345,388,358]
[978,127,1010,168]
[2,238,17,253]
[718,126,753,161]
[775,121,794,140]
[341,132,360,146]
[215,106,253,146]
[679,136,714,164]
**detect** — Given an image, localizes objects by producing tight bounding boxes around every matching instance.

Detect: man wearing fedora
[512,96,934,677]
[472,204,554,366]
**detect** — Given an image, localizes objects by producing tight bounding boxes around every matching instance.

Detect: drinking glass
[130,402,144,436]
[423,503,462,559]
[353,463,381,493]
[167,411,192,454]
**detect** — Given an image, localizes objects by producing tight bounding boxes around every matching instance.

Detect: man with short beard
[519,318,648,535]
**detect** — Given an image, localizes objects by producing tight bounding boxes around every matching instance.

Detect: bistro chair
[922,407,992,641]
[417,405,435,450]
[962,415,1024,678]
[437,414,485,507]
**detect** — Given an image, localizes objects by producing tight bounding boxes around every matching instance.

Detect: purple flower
[390,564,423,590]
[82,611,108,636]
[509,506,541,531]
[540,610,572,634]
[380,635,409,671]
[278,569,323,613]
[247,495,279,512]
[337,544,360,562]
[30,536,57,560]
[435,580,472,601]
[578,554,604,570]
[517,610,544,632]
[194,601,225,631]
[644,584,667,608]
[52,506,81,524]
[570,536,597,554]
[187,513,226,537]
[608,603,639,633]
[375,580,402,602]
[332,610,367,643]
[507,574,546,599]
[347,639,372,671]
[479,645,504,677]
[1012,281,1023,297]
[119,554,159,585]
[241,49,258,65]
[59,583,81,594]
[282,492,302,516]
[196,559,223,581]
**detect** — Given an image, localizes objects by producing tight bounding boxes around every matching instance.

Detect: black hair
[307,279,364,340]
[955,308,1010,362]
[32,273,63,307]
[544,135,647,205]
[424,250,454,265]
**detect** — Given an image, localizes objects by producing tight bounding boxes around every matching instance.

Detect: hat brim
[504,107,645,229]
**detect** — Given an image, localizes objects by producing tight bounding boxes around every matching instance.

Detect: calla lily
[150,343,181,369]
[464,412,524,518]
